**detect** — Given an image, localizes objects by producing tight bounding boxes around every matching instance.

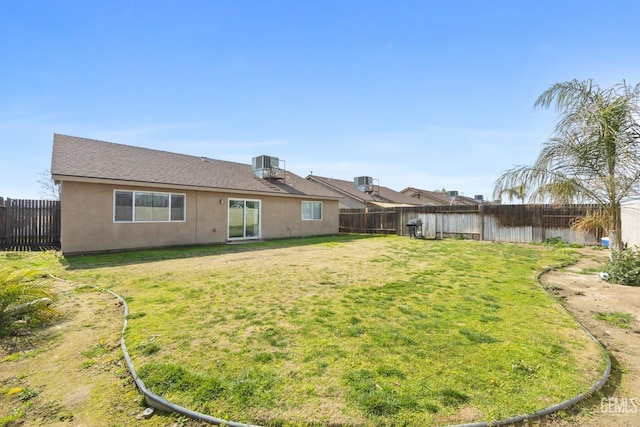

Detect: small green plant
[604,247,640,286]
[0,404,29,426]
[537,236,583,248]
[2,349,45,362]
[0,268,59,338]
[594,311,636,330]
[543,236,565,246]
[18,387,41,401]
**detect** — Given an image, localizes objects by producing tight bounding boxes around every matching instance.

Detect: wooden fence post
[479,204,484,241]
[533,205,543,242]
[0,197,5,245]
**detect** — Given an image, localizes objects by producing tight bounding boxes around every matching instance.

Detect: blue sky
[1,1,639,200]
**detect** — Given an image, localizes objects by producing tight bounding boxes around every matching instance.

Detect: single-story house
[400,187,482,206]
[306,175,422,209]
[51,134,341,254]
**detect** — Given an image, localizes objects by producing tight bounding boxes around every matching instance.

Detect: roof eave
[52,174,342,200]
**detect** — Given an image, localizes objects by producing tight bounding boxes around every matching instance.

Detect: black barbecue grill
[406,218,423,238]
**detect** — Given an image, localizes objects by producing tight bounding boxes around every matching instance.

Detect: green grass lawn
[1,235,606,426]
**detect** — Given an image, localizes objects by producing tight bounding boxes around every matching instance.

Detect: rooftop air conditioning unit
[252,155,283,179]
[474,195,484,202]
[446,190,459,198]
[354,176,374,193]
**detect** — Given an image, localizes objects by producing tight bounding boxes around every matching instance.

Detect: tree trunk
[609,202,624,252]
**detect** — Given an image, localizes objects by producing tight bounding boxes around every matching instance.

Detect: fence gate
[0,198,61,250]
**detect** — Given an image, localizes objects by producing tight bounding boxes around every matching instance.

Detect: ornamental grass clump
[0,268,59,338]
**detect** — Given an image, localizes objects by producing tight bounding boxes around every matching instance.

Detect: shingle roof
[400,187,480,206]
[306,175,422,206]
[51,134,339,199]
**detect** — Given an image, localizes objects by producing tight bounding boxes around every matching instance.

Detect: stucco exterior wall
[622,200,640,248]
[258,194,340,239]
[59,181,339,254]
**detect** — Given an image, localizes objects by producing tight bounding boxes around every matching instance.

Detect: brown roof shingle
[51,134,339,199]
[400,187,480,206]
[306,175,422,206]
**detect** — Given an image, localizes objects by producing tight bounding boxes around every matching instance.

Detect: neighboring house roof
[51,134,340,199]
[400,187,480,206]
[306,175,421,207]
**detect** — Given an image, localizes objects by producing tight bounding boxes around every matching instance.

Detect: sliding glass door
[228,199,261,240]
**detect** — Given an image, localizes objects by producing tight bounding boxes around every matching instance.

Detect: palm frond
[570,210,608,236]
[0,268,59,337]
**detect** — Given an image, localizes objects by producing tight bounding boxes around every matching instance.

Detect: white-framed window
[302,201,323,220]
[114,190,185,222]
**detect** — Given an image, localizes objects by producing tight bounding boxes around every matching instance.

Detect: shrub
[0,268,59,338]
[604,247,640,286]
[539,237,582,248]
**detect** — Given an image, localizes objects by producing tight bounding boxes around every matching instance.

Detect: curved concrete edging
[103,287,262,427]
[46,272,259,427]
[49,266,611,427]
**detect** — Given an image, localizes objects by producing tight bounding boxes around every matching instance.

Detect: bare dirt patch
[0,279,194,426]
[535,248,640,427]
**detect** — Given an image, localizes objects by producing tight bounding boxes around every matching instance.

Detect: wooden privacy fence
[0,198,61,250]
[340,204,604,245]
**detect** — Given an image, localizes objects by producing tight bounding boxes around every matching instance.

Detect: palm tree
[499,184,528,204]
[493,79,640,251]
